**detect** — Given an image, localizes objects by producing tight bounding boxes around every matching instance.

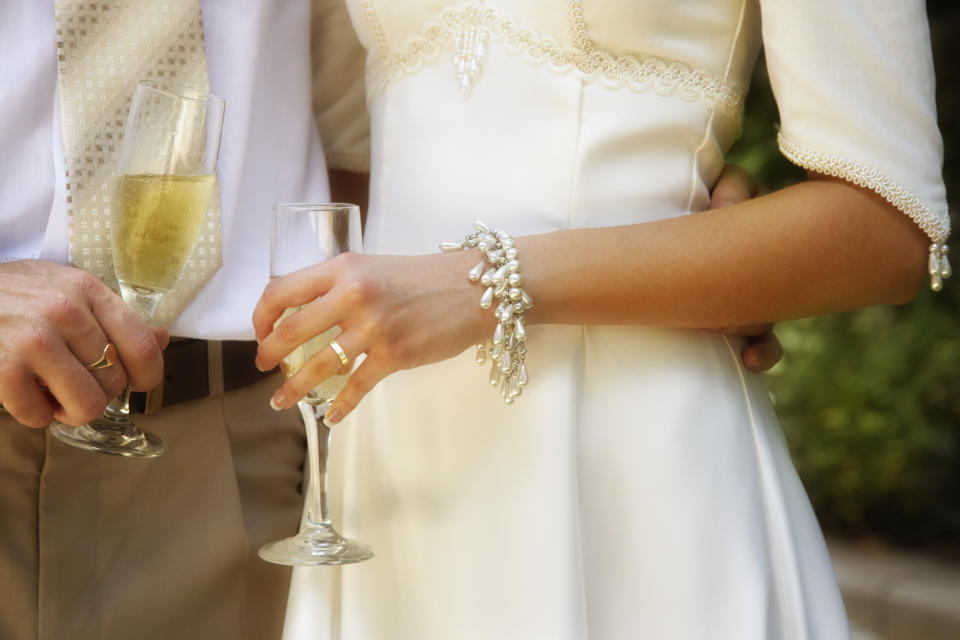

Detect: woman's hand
[252,250,492,423]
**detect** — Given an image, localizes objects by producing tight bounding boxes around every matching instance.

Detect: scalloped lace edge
[360,0,744,122]
[778,133,949,243]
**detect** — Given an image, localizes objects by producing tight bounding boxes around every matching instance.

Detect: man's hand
[709,165,783,373]
[0,260,169,428]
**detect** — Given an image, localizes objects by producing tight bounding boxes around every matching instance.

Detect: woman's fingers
[252,262,339,342]
[253,251,487,421]
[268,330,366,411]
[256,293,344,373]
[323,357,394,425]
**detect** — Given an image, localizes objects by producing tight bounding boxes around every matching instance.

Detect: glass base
[258,525,374,566]
[49,419,167,458]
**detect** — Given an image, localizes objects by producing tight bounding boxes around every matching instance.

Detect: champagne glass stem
[94,285,161,431]
[300,402,340,539]
[102,386,134,424]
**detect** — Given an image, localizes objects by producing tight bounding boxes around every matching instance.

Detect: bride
[255,0,949,637]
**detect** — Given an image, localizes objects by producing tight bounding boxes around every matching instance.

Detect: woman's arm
[253,174,927,420]
[519,173,928,330]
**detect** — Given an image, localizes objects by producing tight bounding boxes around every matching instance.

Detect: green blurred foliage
[727,1,960,547]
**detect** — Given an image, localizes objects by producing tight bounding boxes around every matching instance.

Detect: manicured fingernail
[255,358,268,372]
[270,391,285,411]
[324,408,342,425]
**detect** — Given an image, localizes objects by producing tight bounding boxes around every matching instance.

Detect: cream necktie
[54,0,223,327]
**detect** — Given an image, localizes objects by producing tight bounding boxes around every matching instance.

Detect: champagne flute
[258,203,374,565]
[49,80,224,458]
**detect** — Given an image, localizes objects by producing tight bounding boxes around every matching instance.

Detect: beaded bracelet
[441,221,532,404]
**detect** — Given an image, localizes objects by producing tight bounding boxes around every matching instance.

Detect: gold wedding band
[327,338,350,370]
[85,342,118,371]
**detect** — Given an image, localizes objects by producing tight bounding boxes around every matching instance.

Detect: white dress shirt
[0,1,337,340]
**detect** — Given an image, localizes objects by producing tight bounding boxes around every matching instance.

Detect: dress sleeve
[760,0,951,290]
[312,0,371,173]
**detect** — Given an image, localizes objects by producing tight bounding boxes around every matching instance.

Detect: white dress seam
[565,80,585,230]
[721,334,807,639]
[685,110,716,216]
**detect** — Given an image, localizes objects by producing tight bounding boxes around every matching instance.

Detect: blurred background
[727,2,958,637]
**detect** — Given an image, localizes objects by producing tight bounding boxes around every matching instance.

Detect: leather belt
[130,339,272,414]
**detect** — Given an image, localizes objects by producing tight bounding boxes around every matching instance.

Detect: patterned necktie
[54,0,223,327]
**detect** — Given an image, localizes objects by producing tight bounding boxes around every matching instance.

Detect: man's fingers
[53,294,130,400]
[711,164,760,209]
[742,329,784,373]
[30,336,110,426]
[152,326,171,351]
[82,275,164,391]
[0,371,57,429]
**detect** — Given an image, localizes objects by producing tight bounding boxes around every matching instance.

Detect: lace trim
[360,0,745,121]
[779,133,949,243]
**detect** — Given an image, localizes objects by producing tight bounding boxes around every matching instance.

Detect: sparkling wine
[111,174,215,293]
[277,307,349,405]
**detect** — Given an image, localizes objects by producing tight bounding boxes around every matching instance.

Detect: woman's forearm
[255,176,930,418]
[517,176,929,329]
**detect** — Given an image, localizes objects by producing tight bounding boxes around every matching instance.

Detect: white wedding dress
[286,1,949,638]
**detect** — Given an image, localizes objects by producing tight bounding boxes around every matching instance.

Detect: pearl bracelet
[441,221,532,404]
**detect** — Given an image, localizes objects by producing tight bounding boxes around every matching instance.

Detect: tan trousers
[0,375,305,640]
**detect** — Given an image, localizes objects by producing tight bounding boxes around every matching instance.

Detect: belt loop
[207,340,224,397]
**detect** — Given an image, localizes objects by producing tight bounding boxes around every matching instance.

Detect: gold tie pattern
[54,0,223,327]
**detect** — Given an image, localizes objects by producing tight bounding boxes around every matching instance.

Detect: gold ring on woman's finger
[85,342,118,371]
[327,338,350,371]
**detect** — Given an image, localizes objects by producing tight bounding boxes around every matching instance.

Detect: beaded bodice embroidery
[359,0,746,123]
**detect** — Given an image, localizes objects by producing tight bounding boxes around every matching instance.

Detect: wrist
[441,221,533,403]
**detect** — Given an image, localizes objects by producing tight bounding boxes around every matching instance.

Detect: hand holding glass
[49,81,224,458]
[258,203,374,566]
